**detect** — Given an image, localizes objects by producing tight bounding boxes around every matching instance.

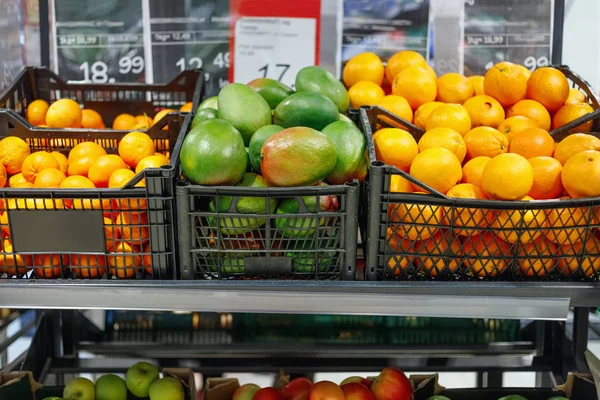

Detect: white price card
[233,17,317,89]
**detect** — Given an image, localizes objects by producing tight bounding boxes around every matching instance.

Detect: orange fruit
[566,88,586,104]
[11,182,33,189]
[385,227,415,276]
[33,254,67,279]
[26,99,50,126]
[463,127,508,159]
[112,113,137,130]
[8,173,27,188]
[518,65,532,81]
[67,142,107,177]
[135,154,170,175]
[413,101,444,130]
[543,201,589,245]
[33,168,66,188]
[0,164,8,189]
[45,98,82,128]
[492,195,547,244]
[409,147,462,194]
[445,183,491,236]
[21,151,60,183]
[50,151,68,175]
[108,241,141,279]
[116,212,150,244]
[425,104,471,136]
[348,81,385,108]
[135,114,154,128]
[376,95,413,123]
[462,156,491,187]
[517,237,557,277]
[417,127,466,163]
[527,156,564,200]
[153,109,176,127]
[526,67,569,112]
[88,154,128,188]
[389,174,414,193]
[343,52,385,87]
[508,128,555,159]
[554,133,600,165]
[461,233,512,278]
[497,116,538,142]
[142,243,152,275]
[388,192,442,241]
[70,254,106,279]
[462,95,505,128]
[0,240,31,276]
[59,175,110,210]
[436,73,474,104]
[468,75,485,96]
[180,102,193,112]
[558,235,600,277]
[392,67,437,110]
[483,62,528,107]
[108,169,147,210]
[507,99,551,131]
[372,128,418,171]
[385,50,427,85]
[0,213,9,238]
[103,217,120,250]
[561,150,600,198]
[118,131,156,168]
[481,153,533,200]
[81,109,105,129]
[0,137,31,175]
[551,102,594,133]
[415,230,461,277]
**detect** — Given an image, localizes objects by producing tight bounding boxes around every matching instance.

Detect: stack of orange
[349,53,600,279]
[0,128,169,279]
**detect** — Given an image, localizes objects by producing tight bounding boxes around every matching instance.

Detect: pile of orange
[353,53,600,279]
[0,130,169,279]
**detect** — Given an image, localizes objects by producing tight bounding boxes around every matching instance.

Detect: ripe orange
[462,156,491,187]
[343,52,385,87]
[376,95,413,123]
[60,175,110,210]
[180,102,193,112]
[372,128,418,172]
[45,99,82,128]
[70,254,106,279]
[508,128,555,159]
[21,151,60,183]
[81,109,105,129]
[518,65,532,81]
[463,127,508,159]
[562,150,600,198]
[566,88,586,104]
[526,67,569,112]
[409,147,463,194]
[483,62,527,107]
[528,156,564,200]
[88,154,128,188]
[135,114,154,128]
[153,109,176,127]
[417,127,466,163]
[0,212,9,237]
[0,240,31,276]
[425,104,471,136]
[544,201,589,245]
[135,154,170,175]
[415,230,461,277]
[392,67,437,110]
[33,254,67,279]
[118,131,156,168]
[348,81,385,108]
[388,192,442,241]
[112,113,137,130]
[558,235,600,277]
[507,99,551,131]
[497,116,538,142]
[445,183,491,236]
[0,136,31,175]
[103,217,120,250]
[413,101,444,130]
[109,169,147,210]
[389,174,414,193]
[386,227,415,276]
[461,233,512,278]
[481,153,533,200]
[554,133,600,165]
[26,99,50,126]
[0,164,7,189]
[142,243,152,275]
[551,102,594,133]
[493,195,547,244]
[116,212,150,243]
[436,73,474,104]
[33,168,66,188]
[385,50,427,84]
[462,95,505,128]
[468,75,485,96]
[108,241,141,279]
[8,173,27,188]
[67,142,107,177]
[518,237,557,277]
[50,151,68,175]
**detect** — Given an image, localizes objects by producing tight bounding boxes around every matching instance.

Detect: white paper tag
[234,17,317,89]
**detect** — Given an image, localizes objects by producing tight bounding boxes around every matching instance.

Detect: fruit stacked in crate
[346,50,600,280]
[177,67,363,279]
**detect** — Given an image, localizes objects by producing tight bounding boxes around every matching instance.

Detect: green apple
[149,376,185,400]
[96,374,127,400]
[63,377,95,400]
[126,362,160,397]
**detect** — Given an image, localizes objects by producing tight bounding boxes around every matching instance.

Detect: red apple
[233,384,261,400]
[339,377,372,389]
[283,378,313,400]
[308,381,344,400]
[254,387,285,400]
[370,368,412,400]
[341,383,375,400]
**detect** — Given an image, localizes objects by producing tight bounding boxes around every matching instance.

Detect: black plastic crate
[0,69,203,280]
[177,181,359,280]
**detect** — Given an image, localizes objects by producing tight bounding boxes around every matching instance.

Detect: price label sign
[53,0,146,83]
[463,0,554,75]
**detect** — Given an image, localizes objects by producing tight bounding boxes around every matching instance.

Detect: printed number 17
[259,64,290,81]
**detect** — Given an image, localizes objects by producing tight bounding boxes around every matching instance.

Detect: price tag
[0,0,22,91]
[463,0,554,75]
[233,17,317,88]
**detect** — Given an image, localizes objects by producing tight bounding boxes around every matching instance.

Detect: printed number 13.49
[258,64,290,81]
